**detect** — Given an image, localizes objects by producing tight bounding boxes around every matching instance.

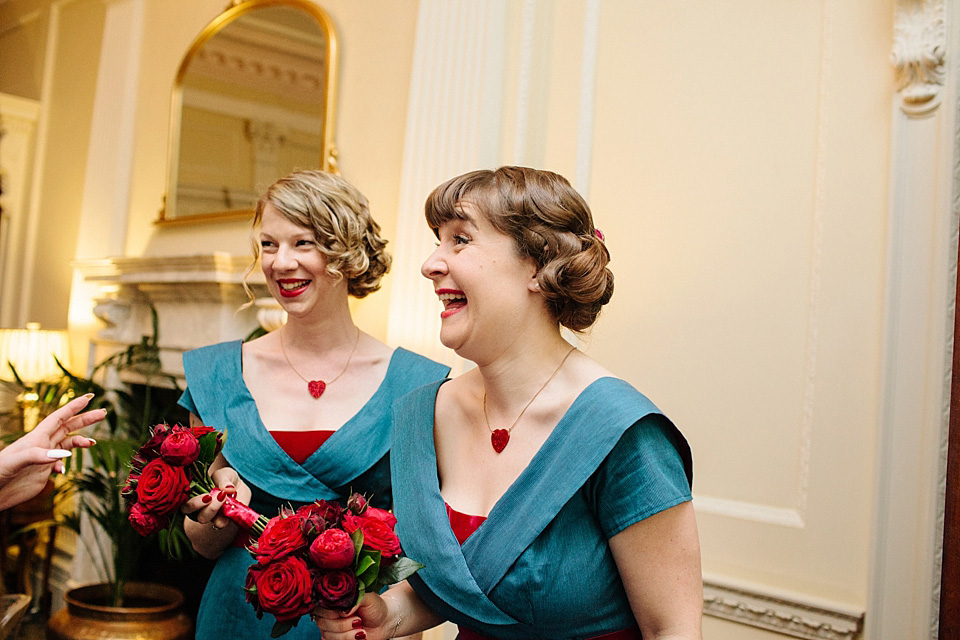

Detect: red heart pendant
[307,380,326,398]
[491,429,510,453]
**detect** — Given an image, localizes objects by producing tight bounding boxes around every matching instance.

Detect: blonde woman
[180,170,448,640]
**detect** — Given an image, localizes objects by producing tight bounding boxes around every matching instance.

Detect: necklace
[279,327,361,398]
[482,346,576,453]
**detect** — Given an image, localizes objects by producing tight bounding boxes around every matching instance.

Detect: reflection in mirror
[158,0,338,225]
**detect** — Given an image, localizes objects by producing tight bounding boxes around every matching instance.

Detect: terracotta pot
[46,582,192,640]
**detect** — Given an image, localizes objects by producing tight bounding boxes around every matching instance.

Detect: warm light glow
[0,322,71,383]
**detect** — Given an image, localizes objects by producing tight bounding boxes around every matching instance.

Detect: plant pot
[46,582,192,640]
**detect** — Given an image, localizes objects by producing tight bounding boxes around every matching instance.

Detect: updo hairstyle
[424,166,613,331]
[252,169,391,298]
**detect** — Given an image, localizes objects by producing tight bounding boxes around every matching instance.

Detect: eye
[260,239,276,250]
[453,234,470,246]
[295,239,315,247]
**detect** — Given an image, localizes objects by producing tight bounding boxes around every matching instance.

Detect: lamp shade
[0,323,71,383]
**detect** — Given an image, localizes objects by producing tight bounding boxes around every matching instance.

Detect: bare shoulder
[434,370,479,424]
[566,348,617,389]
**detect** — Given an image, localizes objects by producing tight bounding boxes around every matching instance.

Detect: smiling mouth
[278,279,311,297]
[437,290,466,317]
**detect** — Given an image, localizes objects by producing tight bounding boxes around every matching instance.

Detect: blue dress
[179,340,449,640]
[391,378,693,639]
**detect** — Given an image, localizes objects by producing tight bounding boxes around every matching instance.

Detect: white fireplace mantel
[75,252,271,378]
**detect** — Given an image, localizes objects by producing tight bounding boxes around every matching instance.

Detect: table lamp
[0,323,71,431]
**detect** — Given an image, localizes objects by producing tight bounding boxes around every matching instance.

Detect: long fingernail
[355,632,366,640]
[201,495,212,504]
[87,438,97,445]
[352,619,363,629]
[83,393,94,399]
[46,450,72,459]
[216,490,225,502]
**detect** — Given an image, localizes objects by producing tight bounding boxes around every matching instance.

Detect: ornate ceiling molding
[892,0,946,116]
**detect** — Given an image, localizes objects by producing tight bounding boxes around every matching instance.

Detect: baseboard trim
[703,575,865,639]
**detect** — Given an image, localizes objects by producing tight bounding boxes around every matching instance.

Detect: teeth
[279,280,309,291]
[438,292,465,302]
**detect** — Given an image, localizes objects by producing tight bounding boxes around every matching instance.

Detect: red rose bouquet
[123,424,268,554]
[245,493,423,637]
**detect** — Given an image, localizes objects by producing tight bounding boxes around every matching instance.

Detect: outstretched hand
[0,393,102,510]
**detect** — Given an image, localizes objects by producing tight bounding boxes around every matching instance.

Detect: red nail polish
[201,495,212,504]
[216,490,225,501]
[355,632,366,640]
[352,619,363,629]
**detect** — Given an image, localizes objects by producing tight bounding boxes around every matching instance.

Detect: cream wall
[2,1,956,639]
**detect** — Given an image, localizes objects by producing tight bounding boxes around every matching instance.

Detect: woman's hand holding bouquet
[123,424,267,556]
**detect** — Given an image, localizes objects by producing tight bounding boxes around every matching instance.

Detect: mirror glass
[158,0,338,225]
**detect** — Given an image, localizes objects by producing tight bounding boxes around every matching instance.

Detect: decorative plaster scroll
[892,0,946,116]
[703,577,864,640]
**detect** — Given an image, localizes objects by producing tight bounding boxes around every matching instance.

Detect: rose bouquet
[245,493,424,637]
[122,423,267,555]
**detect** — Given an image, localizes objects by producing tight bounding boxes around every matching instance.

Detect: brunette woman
[179,170,449,640]
[316,166,701,639]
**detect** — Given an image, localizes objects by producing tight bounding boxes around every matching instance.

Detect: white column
[63,0,145,587]
[867,1,957,638]
[386,0,507,371]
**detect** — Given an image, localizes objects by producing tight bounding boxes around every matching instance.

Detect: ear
[527,269,541,293]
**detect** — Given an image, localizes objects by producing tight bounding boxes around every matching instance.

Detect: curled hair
[425,166,613,331]
[248,170,391,299]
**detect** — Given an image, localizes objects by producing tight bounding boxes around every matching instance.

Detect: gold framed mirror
[156,0,338,226]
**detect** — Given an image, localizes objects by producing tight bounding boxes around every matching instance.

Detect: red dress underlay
[269,429,335,464]
[445,503,487,545]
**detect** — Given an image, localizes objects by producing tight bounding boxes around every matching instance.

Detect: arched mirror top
[157,0,339,225]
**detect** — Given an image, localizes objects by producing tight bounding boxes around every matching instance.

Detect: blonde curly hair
[247,170,391,300]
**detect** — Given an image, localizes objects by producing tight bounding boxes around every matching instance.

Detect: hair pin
[594,228,605,241]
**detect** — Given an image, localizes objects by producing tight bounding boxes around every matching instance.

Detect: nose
[421,245,447,280]
[273,244,298,271]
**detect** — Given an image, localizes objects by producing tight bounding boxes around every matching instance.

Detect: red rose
[343,513,402,560]
[135,458,190,516]
[140,424,171,458]
[254,514,308,565]
[190,425,215,438]
[297,500,343,537]
[361,506,397,528]
[313,568,358,611]
[160,429,200,466]
[308,528,355,569]
[128,502,168,536]
[247,556,314,622]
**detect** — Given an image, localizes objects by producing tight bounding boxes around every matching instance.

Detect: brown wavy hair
[424,166,613,331]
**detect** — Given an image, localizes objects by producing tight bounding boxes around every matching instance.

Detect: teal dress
[392,378,693,639]
[178,340,449,640]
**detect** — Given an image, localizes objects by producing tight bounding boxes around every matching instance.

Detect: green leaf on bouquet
[350,528,364,559]
[354,582,366,609]
[357,550,381,589]
[270,620,294,638]
[197,431,220,463]
[378,557,426,585]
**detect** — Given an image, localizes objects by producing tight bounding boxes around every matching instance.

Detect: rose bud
[128,502,168,536]
[160,429,200,466]
[308,528,355,569]
[140,424,171,458]
[347,493,368,515]
[190,425,215,438]
[120,472,139,503]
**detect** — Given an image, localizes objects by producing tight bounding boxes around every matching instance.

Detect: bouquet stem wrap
[222,495,267,536]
